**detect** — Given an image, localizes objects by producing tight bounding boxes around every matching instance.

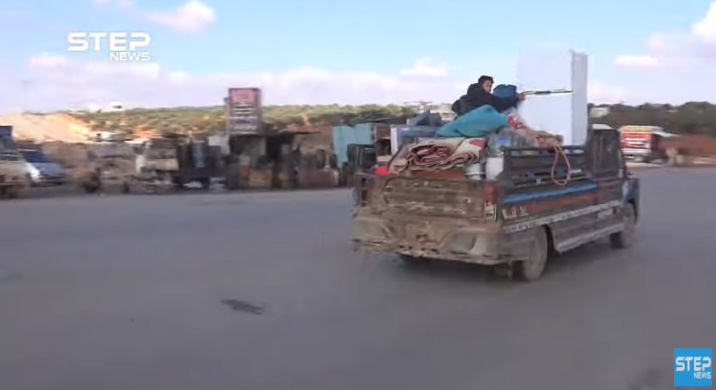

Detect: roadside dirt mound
[0,113,92,143]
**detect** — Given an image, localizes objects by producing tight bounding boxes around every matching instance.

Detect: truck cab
[619,125,671,163]
[351,127,639,281]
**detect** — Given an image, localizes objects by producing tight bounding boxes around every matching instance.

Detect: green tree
[68,101,716,137]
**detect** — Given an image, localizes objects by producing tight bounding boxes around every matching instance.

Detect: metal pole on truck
[522,88,573,96]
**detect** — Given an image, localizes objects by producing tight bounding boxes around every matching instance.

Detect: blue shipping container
[332,124,374,167]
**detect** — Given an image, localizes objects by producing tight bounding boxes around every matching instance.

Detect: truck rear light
[481,181,499,220]
[483,181,497,204]
[353,175,371,206]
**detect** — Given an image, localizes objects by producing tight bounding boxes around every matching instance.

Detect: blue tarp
[436,105,508,138]
[493,84,517,99]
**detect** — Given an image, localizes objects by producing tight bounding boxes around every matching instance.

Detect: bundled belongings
[436,105,560,149]
[437,105,507,138]
[386,76,563,177]
[390,137,486,173]
[443,76,561,148]
[492,84,518,100]
[500,108,561,147]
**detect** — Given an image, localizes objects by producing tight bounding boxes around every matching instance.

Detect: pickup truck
[351,127,639,281]
[0,150,31,199]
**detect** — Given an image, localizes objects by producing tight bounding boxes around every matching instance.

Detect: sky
[1,0,716,112]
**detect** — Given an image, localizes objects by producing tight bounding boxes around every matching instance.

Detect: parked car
[19,149,67,186]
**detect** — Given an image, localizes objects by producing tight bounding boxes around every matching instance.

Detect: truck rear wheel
[514,227,548,281]
[199,178,211,189]
[610,203,636,249]
[7,185,29,199]
[7,177,31,199]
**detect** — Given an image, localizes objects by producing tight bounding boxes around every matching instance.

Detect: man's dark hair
[477,75,494,86]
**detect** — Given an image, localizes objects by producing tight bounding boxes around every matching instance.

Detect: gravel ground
[1,168,715,390]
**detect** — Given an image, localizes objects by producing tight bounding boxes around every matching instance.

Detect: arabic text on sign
[230,89,257,104]
[230,123,259,130]
[229,115,259,120]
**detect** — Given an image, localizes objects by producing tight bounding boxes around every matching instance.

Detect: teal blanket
[437,105,507,138]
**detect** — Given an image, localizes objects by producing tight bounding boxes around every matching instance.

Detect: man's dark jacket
[451,83,519,116]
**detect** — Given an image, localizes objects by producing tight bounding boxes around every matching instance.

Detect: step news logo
[674,348,712,387]
[67,32,152,62]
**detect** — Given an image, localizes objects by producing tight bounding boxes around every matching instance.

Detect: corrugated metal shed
[332,124,374,167]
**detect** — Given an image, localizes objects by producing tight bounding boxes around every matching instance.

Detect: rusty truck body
[351,128,639,281]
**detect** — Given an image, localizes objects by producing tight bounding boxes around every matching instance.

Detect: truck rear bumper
[0,175,26,186]
[352,216,513,266]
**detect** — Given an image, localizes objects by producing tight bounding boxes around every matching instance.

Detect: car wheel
[610,203,636,249]
[7,177,31,199]
[514,227,549,281]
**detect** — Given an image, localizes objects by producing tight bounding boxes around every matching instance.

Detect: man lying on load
[451,75,525,116]
[440,75,559,146]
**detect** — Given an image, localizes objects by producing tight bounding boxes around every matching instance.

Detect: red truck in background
[619,125,673,163]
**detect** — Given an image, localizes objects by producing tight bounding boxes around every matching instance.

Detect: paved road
[1,168,714,390]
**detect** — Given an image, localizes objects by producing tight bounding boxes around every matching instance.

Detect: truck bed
[352,174,505,263]
[371,175,484,217]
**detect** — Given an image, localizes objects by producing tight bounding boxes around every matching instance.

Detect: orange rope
[550,143,571,186]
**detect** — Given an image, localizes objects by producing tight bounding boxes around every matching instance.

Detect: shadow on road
[372,238,621,285]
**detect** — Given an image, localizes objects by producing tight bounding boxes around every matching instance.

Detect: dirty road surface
[1,168,715,390]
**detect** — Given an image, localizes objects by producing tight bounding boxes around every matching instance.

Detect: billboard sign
[226,88,263,134]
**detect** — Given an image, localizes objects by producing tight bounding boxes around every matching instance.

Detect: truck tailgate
[353,175,499,259]
[371,176,485,218]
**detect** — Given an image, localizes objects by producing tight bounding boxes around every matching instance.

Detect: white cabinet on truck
[516,48,589,146]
